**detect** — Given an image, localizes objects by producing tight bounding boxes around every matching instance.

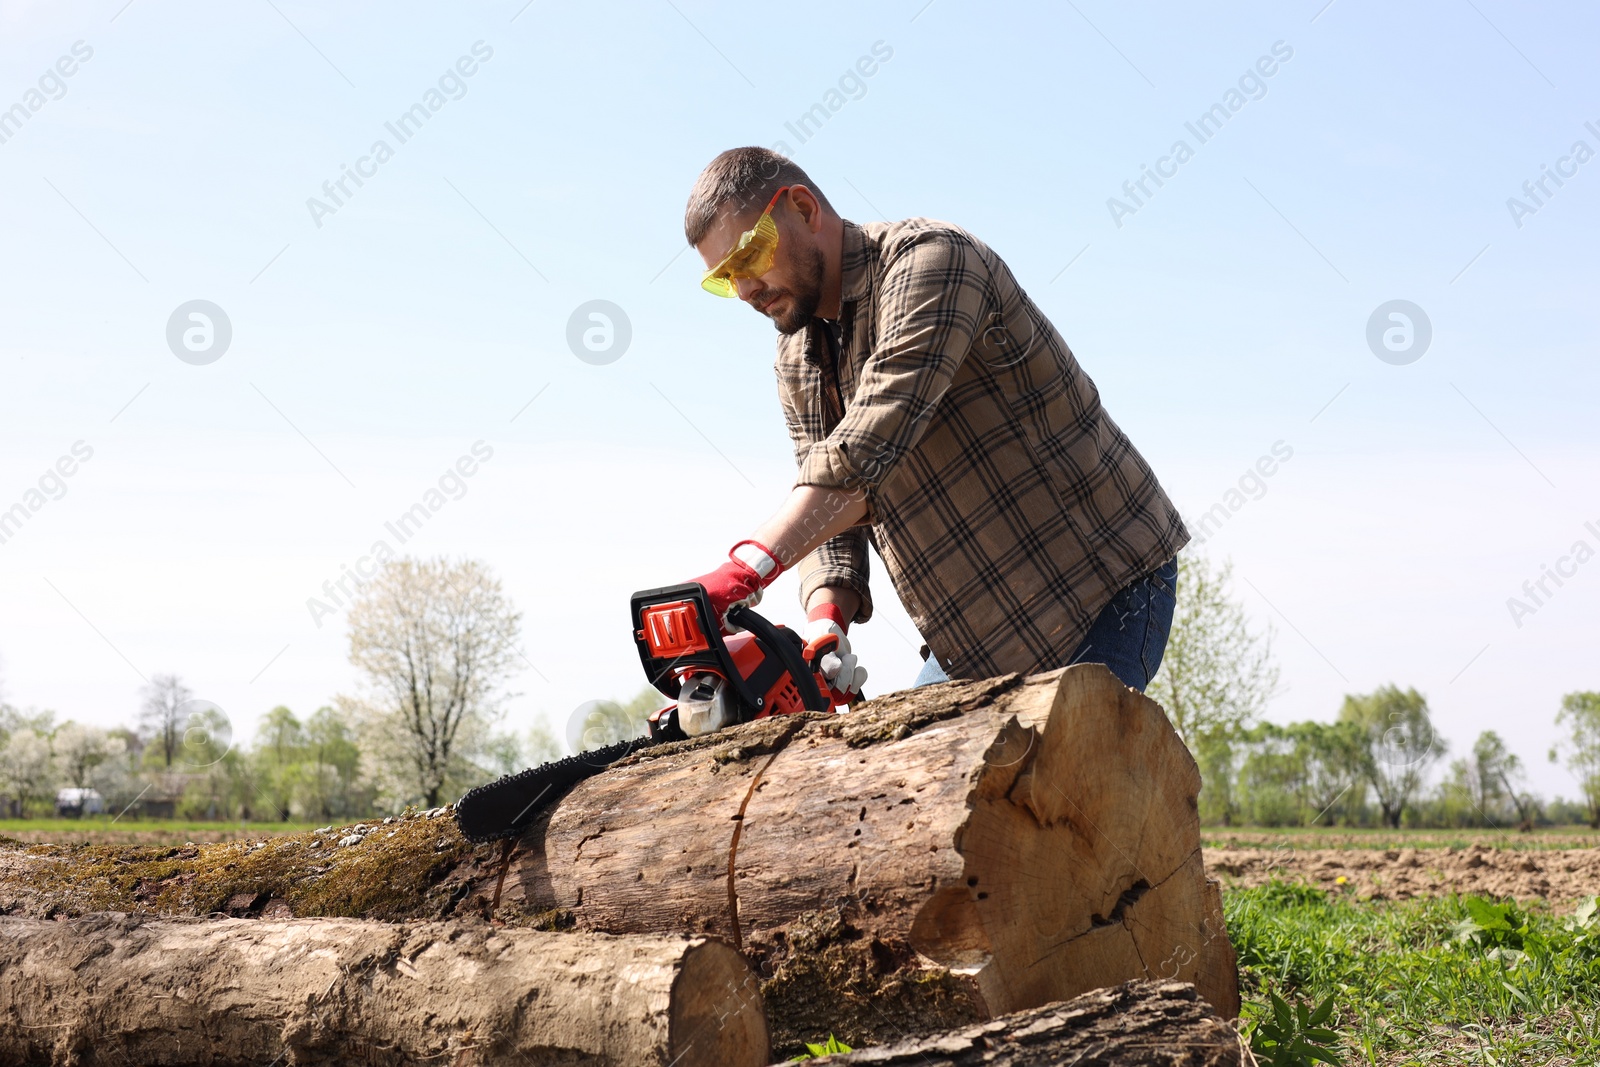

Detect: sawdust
[829,674,1023,747]
[1205,843,1600,902]
[746,906,984,1059]
[611,710,832,768]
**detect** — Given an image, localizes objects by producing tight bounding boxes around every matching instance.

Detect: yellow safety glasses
[700,186,789,297]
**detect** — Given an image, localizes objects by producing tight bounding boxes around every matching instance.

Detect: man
[675,147,1187,698]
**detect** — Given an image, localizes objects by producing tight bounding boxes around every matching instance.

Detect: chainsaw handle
[803,633,866,708]
[803,632,840,668]
[728,604,830,713]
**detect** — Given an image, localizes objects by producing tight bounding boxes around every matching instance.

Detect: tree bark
[813,980,1242,1066]
[0,914,768,1067]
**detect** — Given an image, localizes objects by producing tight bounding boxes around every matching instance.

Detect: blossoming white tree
[345,557,523,808]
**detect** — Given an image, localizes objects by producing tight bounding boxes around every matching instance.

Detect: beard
[759,240,826,335]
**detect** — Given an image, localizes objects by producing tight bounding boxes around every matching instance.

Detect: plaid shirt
[779,218,1188,680]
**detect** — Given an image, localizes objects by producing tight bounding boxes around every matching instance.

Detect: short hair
[683,147,834,246]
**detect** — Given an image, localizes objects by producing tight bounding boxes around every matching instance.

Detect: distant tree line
[1149,555,1600,830]
[0,558,566,821]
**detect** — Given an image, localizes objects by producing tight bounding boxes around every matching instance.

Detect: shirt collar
[799,220,872,365]
[838,219,872,305]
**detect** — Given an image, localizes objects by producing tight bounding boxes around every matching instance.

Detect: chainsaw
[453,582,850,843]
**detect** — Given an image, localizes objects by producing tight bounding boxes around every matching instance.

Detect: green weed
[791,1034,852,1060]
[1249,991,1343,1066]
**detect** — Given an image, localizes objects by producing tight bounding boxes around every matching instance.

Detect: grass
[0,816,327,844]
[1228,883,1600,1066]
[0,817,326,833]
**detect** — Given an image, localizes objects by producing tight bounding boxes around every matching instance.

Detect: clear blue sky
[1,0,1595,799]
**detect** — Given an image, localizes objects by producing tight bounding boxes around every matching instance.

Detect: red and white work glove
[802,602,868,704]
[690,540,783,634]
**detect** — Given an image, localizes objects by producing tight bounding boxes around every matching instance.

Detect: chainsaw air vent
[641,600,710,658]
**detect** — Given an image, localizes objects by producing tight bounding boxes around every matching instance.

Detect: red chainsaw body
[633,587,842,741]
[726,630,819,718]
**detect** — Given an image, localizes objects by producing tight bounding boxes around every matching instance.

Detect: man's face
[695,191,825,335]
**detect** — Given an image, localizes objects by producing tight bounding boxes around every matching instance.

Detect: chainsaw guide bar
[453,735,657,843]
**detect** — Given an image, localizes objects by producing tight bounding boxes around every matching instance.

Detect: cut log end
[671,937,771,1067]
[901,666,1239,1021]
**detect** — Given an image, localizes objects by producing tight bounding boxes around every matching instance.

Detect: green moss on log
[0,811,476,920]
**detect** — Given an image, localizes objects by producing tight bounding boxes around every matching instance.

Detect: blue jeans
[912,556,1178,692]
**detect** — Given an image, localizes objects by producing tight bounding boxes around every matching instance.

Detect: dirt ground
[1205,842,1600,902]
[1205,827,1600,852]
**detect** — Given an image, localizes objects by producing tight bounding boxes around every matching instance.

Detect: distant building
[55,787,105,817]
[137,771,195,820]
[140,797,178,819]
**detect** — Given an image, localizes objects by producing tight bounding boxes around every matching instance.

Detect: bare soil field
[1205,826,1600,852]
[1206,841,1600,902]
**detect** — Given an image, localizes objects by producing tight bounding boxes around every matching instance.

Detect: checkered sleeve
[796,229,989,500]
[795,527,873,624]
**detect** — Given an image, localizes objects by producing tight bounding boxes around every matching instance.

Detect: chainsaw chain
[453,735,658,844]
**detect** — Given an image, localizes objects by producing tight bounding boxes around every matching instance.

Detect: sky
[0,0,1595,801]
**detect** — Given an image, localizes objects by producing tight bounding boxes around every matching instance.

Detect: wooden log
[0,914,768,1067]
[810,980,1242,1066]
[497,664,1238,1050]
[0,665,1237,1057]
